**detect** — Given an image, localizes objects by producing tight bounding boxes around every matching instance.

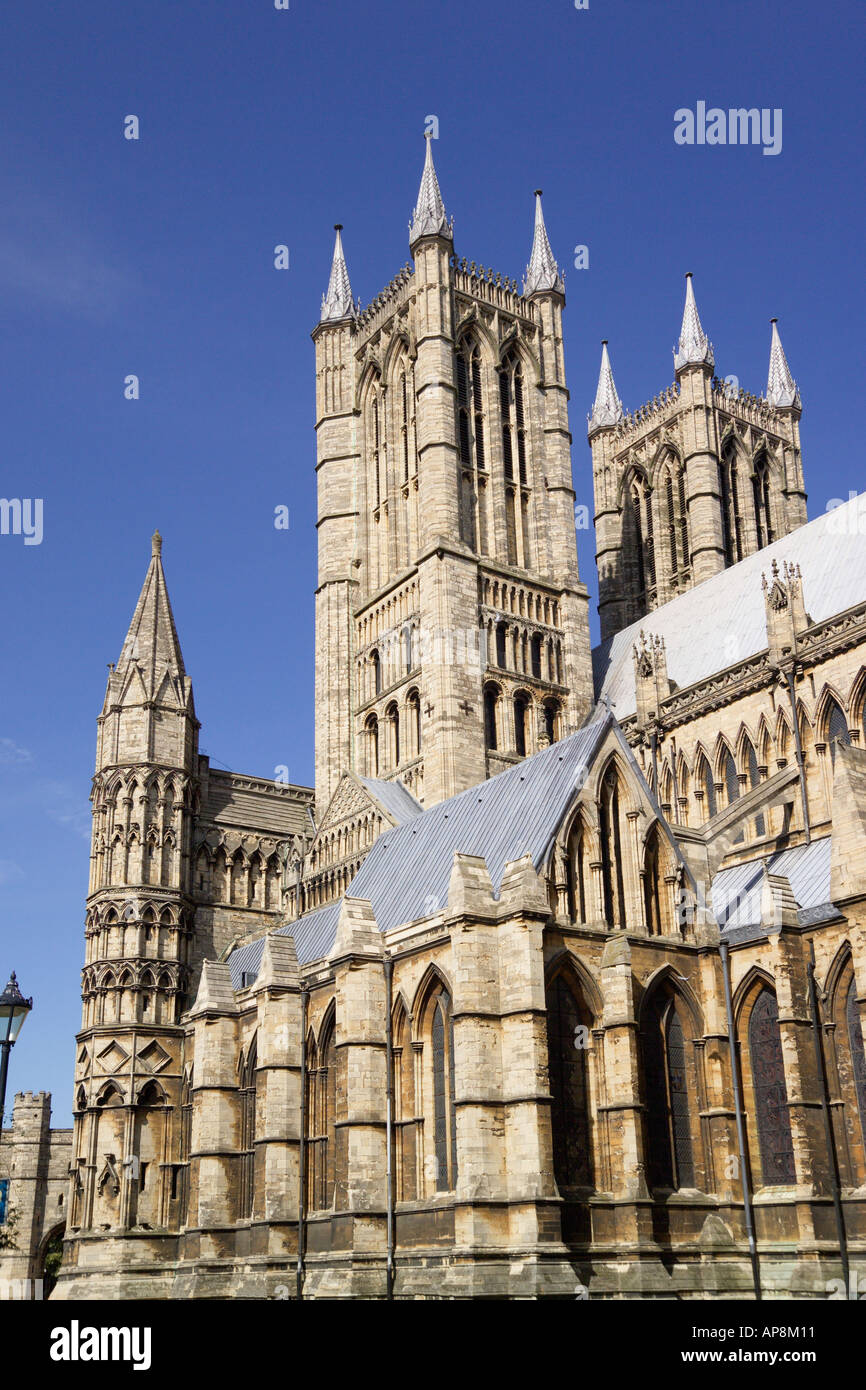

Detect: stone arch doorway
[37,1222,65,1298]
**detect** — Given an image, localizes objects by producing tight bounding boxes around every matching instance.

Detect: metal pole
[0,1011,15,1142]
[719,938,762,1300]
[384,957,395,1301]
[806,942,850,1294]
[296,987,308,1301]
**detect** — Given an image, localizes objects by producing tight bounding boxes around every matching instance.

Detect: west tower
[590,276,807,641]
[313,140,594,812]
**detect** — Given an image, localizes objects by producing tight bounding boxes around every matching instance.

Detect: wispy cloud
[0,737,32,764]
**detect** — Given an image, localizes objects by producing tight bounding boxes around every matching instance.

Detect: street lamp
[0,973,33,1140]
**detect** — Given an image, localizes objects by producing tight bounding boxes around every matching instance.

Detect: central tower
[312,139,593,812]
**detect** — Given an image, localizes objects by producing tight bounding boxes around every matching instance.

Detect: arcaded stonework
[25,143,866,1301]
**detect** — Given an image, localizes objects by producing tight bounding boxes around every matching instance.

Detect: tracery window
[566,818,590,922]
[456,339,487,554]
[641,986,698,1190]
[545,972,593,1189]
[748,988,796,1185]
[661,459,689,586]
[753,454,774,549]
[623,470,655,609]
[499,352,531,566]
[721,440,744,565]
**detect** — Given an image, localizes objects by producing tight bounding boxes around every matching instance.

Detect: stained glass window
[846,978,866,1144]
[546,975,592,1188]
[749,989,796,1184]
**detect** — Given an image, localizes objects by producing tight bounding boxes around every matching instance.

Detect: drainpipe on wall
[719,937,762,1301]
[384,956,395,1301]
[296,986,309,1302]
[806,941,850,1294]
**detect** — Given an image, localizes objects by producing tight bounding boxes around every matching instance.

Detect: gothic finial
[523,189,564,296]
[320,224,355,324]
[588,340,623,433]
[766,318,799,408]
[674,273,714,371]
[151,530,162,557]
[409,135,452,245]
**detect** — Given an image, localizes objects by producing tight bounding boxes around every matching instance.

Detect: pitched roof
[225,717,614,984]
[346,717,611,934]
[359,777,423,824]
[593,492,866,720]
[226,901,341,987]
[712,836,835,940]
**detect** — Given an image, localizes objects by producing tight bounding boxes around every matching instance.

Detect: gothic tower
[68,531,197,1250]
[313,139,594,812]
[590,275,807,641]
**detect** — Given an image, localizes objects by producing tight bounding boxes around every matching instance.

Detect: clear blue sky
[1,0,863,1125]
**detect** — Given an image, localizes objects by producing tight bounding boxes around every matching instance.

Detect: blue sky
[1,0,863,1124]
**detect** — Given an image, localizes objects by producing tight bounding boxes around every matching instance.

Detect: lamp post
[0,973,33,1142]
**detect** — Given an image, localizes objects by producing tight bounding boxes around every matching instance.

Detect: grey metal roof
[225,720,611,987]
[348,717,611,935]
[712,836,835,937]
[359,777,423,824]
[593,492,866,720]
[226,900,341,988]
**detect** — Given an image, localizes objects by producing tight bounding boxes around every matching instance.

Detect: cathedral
[13,138,866,1299]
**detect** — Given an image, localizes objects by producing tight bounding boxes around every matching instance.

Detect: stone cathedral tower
[313,138,594,813]
[70,531,198,1238]
[590,275,807,641]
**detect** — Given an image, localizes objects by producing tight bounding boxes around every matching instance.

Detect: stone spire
[319,224,356,324]
[674,273,714,371]
[523,190,564,296]
[588,341,623,434]
[115,531,186,690]
[409,134,452,245]
[766,318,799,408]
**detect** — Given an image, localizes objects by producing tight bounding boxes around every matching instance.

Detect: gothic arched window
[753,454,773,549]
[407,688,421,758]
[543,699,560,745]
[623,470,655,608]
[744,737,766,837]
[826,697,850,764]
[643,824,672,936]
[721,441,744,565]
[641,985,698,1191]
[697,752,717,818]
[238,1036,257,1220]
[566,818,589,922]
[545,972,593,1189]
[748,988,796,1185]
[600,765,627,929]
[424,984,457,1193]
[306,1014,336,1211]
